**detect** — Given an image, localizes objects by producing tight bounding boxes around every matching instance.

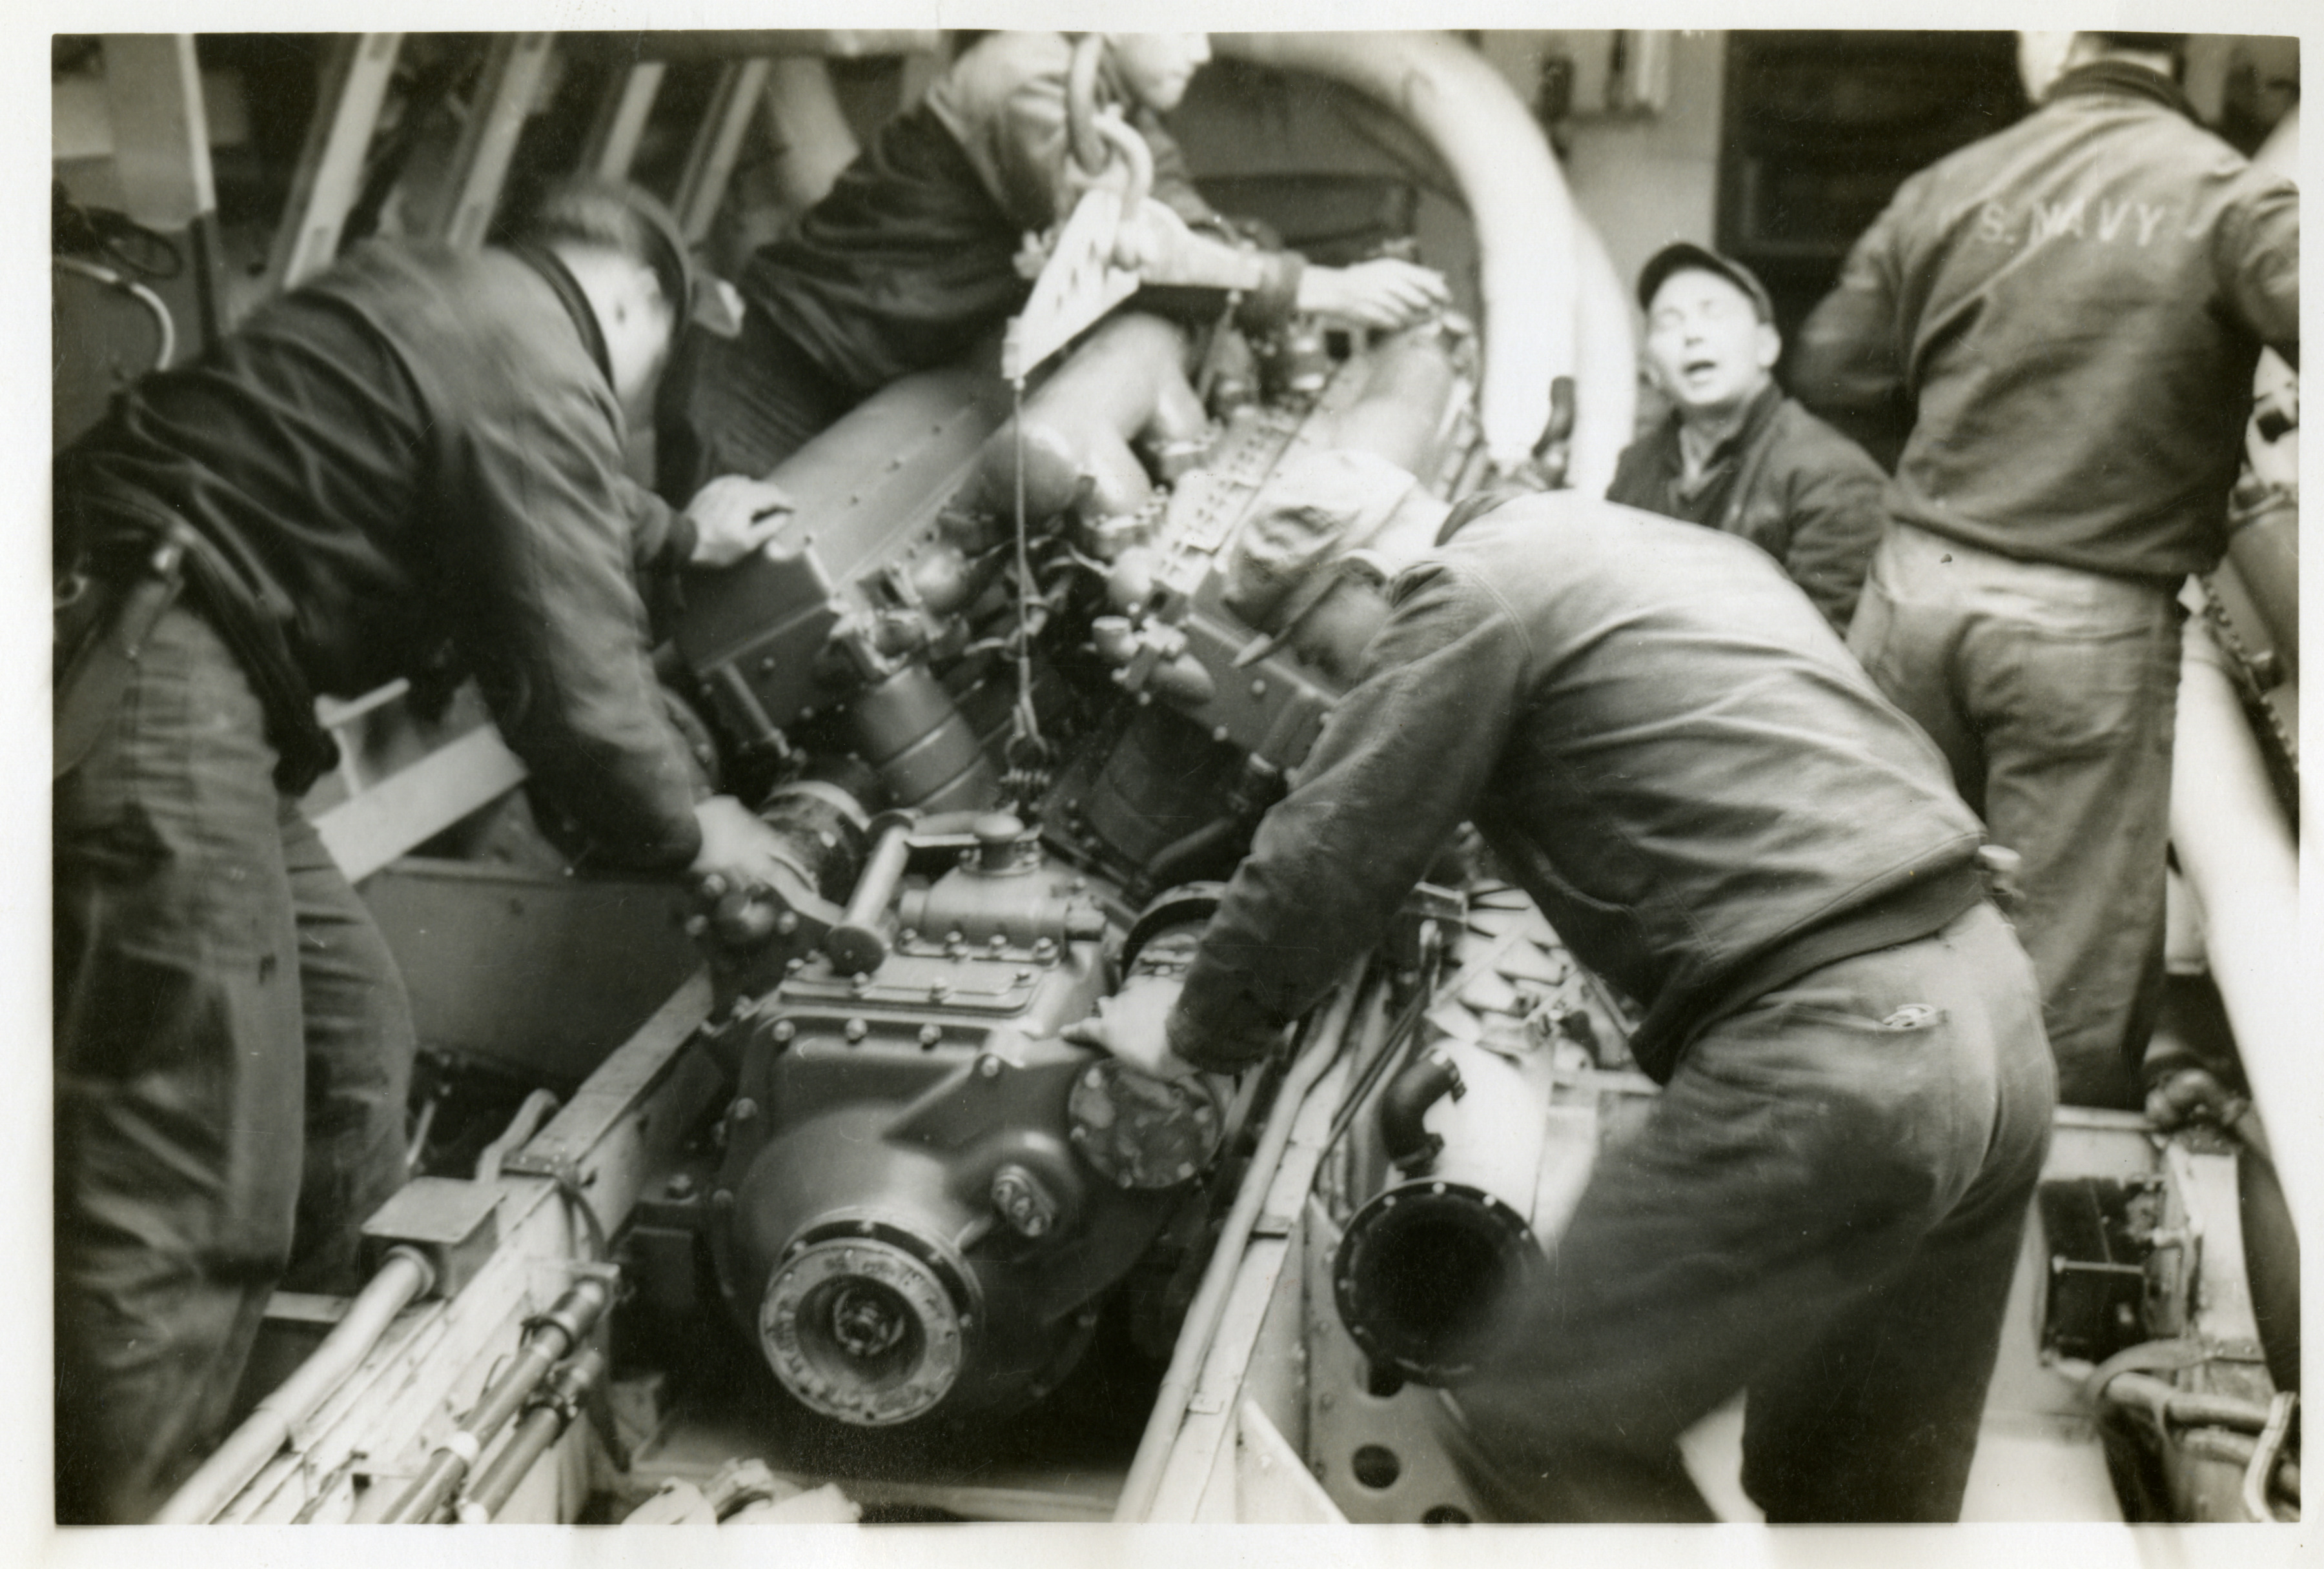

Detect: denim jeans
[1847,521,2181,1108]
[1445,901,2055,1522]
[54,605,414,1523]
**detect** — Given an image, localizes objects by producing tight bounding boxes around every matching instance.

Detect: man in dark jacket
[1607,243,1888,633]
[657,31,1447,498]
[53,181,802,1523]
[1072,449,2054,1521]
[1793,32,2298,1107]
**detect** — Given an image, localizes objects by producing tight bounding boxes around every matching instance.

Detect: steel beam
[260,34,405,305]
[437,32,558,250]
[673,58,773,245]
[583,59,668,182]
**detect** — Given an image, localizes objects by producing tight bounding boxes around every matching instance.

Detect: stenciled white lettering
[2135,204,2168,246]
[2098,199,2134,242]
[1977,202,2010,245]
[2029,197,2087,243]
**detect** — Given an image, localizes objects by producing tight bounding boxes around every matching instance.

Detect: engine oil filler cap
[1067,1057,1224,1189]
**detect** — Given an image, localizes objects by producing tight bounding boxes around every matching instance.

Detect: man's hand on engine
[685,476,796,567]
[1296,258,1451,331]
[689,795,797,890]
[1062,978,1202,1082]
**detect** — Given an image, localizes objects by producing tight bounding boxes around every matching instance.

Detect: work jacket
[1793,61,2299,582]
[1606,383,1888,633]
[742,30,1301,398]
[1172,494,1986,1082]
[55,240,706,869]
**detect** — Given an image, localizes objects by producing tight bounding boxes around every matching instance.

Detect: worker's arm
[441,376,711,871]
[1793,196,1912,421]
[1111,564,1529,1076]
[2214,171,2298,368]
[1775,424,1891,635]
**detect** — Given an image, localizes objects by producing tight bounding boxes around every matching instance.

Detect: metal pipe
[1567,214,1638,496]
[2168,614,2307,1233]
[376,1275,613,1524]
[1112,969,1372,1521]
[1214,33,1629,470]
[455,1348,610,1521]
[152,1246,435,1523]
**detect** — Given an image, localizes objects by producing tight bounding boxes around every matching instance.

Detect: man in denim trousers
[1073,449,2055,1521]
[53,183,803,1523]
[1793,32,2297,1108]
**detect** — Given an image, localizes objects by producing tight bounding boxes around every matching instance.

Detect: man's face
[1107,34,1211,113]
[1642,268,1779,424]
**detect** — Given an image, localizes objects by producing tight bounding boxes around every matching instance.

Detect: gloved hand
[688,795,798,889]
[1295,258,1451,330]
[684,475,795,567]
[1061,975,1203,1082]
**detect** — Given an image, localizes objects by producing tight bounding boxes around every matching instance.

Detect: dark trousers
[54,606,414,1523]
[1848,520,2181,1108]
[655,310,862,503]
[1446,901,2055,1522]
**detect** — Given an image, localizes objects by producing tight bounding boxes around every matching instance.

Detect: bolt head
[978,1055,1002,1078]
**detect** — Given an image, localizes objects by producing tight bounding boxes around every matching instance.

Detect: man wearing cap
[1605,243,1888,634]
[52,179,806,1523]
[657,31,1449,498]
[1072,447,2054,1521]
[1793,31,2298,1108]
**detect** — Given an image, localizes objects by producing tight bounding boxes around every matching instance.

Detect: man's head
[512,179,728,407]
[2018,31,2187,100]
[1106,34,1212,113]
[1637,243,1780,427]
[1223,447,1448,684]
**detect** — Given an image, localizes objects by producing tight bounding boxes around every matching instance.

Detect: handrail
[1112,969,1367,1521]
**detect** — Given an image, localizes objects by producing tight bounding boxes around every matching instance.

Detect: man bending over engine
[1070,448,2054,1522]
[657,31,1449,499]
[54,179,804,1523]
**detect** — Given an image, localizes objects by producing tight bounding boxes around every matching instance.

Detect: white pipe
[152,1247,434,1523]
[760,56,860,217]
[1112,971,1370,1521]
[2168,616,2307,1235]
[1567,213,1636,496]
[1214,32,1622,469]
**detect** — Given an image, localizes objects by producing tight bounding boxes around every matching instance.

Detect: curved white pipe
[1567,213,1636,495]
[760,56,861,215]
[2168,615,2306,1235]
[1214,32,1629,470]
[153,1248,434,1523]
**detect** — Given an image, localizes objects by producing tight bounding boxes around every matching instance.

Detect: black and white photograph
[33,8,2310,1558]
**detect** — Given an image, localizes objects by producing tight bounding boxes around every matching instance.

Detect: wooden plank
[311,724,529,884]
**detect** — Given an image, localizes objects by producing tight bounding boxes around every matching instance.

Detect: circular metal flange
[1333,1180,1539,1386]
[1067,1057,1224,1189]
[759,1233,967,1426]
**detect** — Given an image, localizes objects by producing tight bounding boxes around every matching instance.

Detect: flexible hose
[153,1247,434,1523]
[54,254,177,372]
[1112,968,1372,1521]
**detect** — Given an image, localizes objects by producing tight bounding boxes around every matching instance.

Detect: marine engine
[634,302,1490,1430]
